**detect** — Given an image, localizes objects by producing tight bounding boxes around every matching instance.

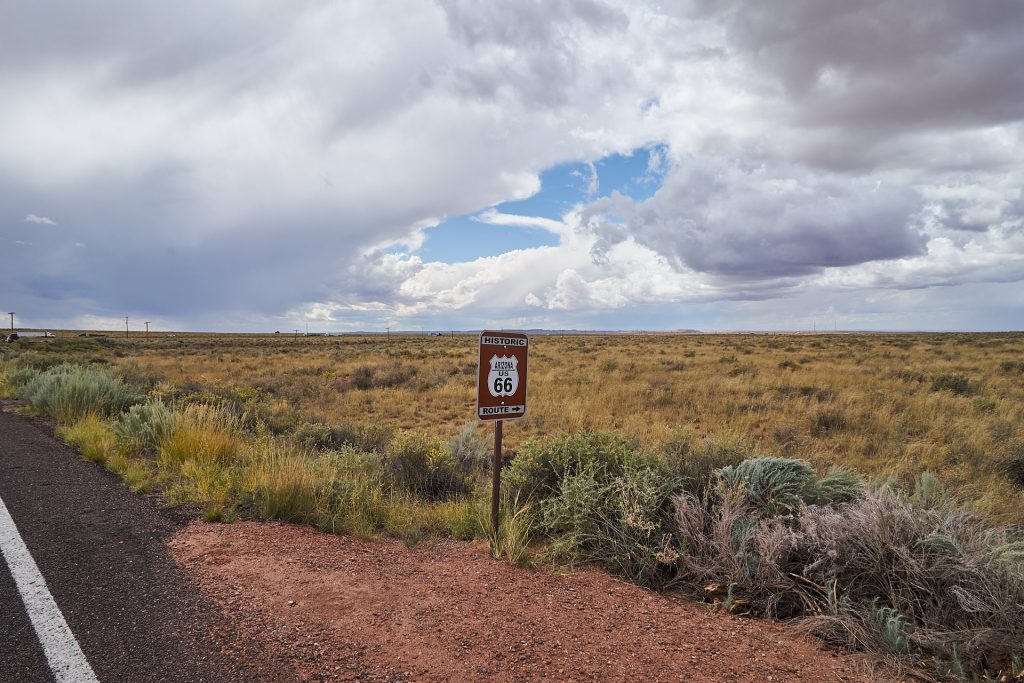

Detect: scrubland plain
[3,331,1023,680]
[16,331,1019,519]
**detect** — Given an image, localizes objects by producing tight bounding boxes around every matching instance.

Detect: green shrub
[541,462,683,588]
[869,603,911,655]
[293,419,395,453]
[113,400,175,453]
[112,360,163,392]
[292,421,337,450]
[804,466,867,506]
[383,432,473,500]
[911,470,949,509]
[931,373,972,396]
[717,458,865,516]
[17,363,140,422]
[334,421,395,453]
[314,448,389,535]
[505,431,652,502]
[4,365,41,390]
[971,397,997,412]
[351,365,375,390]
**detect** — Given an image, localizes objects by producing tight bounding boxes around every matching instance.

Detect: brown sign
[476,330,529,421]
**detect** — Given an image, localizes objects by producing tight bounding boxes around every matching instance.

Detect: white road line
[0,493,99,683]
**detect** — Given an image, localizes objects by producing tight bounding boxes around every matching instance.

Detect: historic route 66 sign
[477,331,528,421]
[487,355,519,397]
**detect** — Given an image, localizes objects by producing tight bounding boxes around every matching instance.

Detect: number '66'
[493,377,513,393]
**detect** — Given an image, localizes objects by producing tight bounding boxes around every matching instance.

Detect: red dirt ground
[169,521,892,682]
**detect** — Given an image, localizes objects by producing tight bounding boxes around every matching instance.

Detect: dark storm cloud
[703,0,1024,130]
[581,158,926,279]
[677,0,1024,179]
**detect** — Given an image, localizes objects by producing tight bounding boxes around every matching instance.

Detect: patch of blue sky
[417,145,668,264]
[593,144,668,202]
[417,213,560,263]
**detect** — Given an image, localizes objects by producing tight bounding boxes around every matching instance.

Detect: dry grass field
[7,331,1024,521]
[26,330,1017,521]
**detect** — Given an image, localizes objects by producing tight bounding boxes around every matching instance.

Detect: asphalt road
[0,408,297,683]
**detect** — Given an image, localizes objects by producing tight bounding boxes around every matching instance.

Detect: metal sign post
[492,419,503,536]
[477,330,529,537]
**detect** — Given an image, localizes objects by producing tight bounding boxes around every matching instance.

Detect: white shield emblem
[487,354,519,397]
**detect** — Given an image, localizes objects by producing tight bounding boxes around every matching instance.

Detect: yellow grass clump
[159,403,242,468]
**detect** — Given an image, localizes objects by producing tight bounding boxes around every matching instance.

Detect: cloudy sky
[2,1,1023,332]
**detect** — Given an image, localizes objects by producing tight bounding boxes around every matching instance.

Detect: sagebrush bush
[673,485,1024,680]
[113,399,175,453]
[718,457,815,516]
[4,365,41,391]
[17,363,139,422]
[447,422,489,476]
[891,369,927,383]
[717,459,867,516]
[333,420,394,453]
[804,466,867,506]
[911,470,950,509]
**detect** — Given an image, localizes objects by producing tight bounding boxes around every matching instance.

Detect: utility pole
[7,312,13,333]
[144,321,151,336]
[293,329,300,339]
[386,326,390,340]
[125,316,129,339]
